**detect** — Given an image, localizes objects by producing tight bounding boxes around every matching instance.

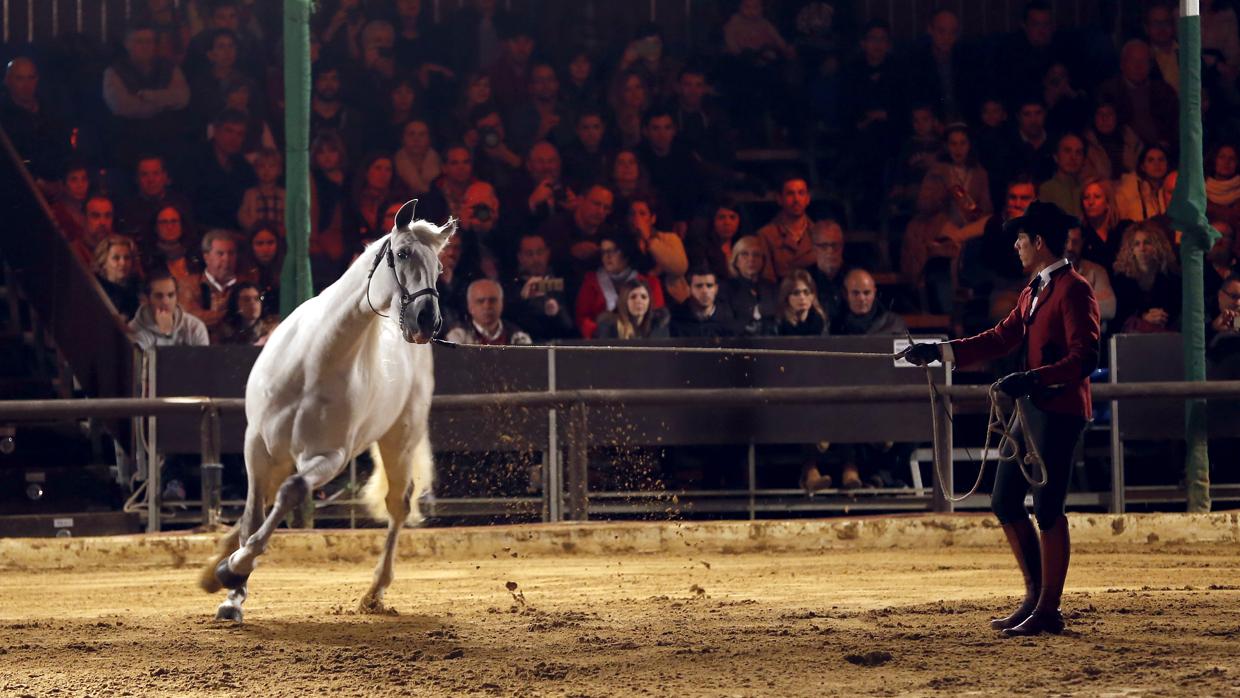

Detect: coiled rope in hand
[918,365,1048,503]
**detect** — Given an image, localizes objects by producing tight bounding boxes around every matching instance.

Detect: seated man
[830,268,908,335]
[181,229,244,339]
[102,22,191,169]
[445,279,533,345]
[808,267,910,491]
[1208,273,1240,352]
[756,175,816,282]
[129,270,210,348]
[71,194,118,267]
[1,57,70,185]
[185,109,257,230]
[117,154,194,239]
[806,219,849,320]
[670,267,736,337]
[504,232,576,341]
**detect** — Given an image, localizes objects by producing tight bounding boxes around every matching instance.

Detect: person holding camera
[502,141,576,233]
[538,183,617,282]
[457,180,506,280]
[465,107,523,191]
[504,232,577,341]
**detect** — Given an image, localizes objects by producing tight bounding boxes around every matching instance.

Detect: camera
[472,203,493,222]
[1232,313,1240,331]
[550,182,568,205]
[531,277,564,294]
[478,125,501,149]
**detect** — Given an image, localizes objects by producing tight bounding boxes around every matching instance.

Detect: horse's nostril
[417,303,437,330]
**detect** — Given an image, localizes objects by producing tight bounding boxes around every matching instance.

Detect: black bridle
[365,237,441,337]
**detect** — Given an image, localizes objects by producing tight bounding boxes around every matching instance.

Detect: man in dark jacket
[671,268,736,338]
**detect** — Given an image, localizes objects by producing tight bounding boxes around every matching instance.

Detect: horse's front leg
[213,487,265,622]
[222,450,348,585]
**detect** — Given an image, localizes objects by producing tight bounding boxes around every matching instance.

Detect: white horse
[198,200,455,622]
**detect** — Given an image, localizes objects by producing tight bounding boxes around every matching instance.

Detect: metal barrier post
[146,351,160,533]
[1109,337,1125,513]
[199,404,222,529]
[565,402,589,521]
[545,346,562,522]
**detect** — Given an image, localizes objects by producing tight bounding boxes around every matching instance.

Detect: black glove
[902,342,942,367]
[996,371,1039,398]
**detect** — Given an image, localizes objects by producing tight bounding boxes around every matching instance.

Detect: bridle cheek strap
[365,238,442,336]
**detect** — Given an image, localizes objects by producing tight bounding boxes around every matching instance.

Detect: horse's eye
[396,249,411,261]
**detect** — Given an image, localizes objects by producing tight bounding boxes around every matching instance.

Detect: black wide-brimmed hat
[1003,200,1080,250]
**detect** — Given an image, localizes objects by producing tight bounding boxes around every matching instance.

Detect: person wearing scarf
[574,233,664,338]
[1206,143,1240,232]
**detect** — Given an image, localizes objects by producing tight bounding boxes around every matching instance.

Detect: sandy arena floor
[1,519,1238,697]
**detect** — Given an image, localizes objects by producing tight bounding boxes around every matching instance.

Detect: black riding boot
[989,517,1042,630]
[1004,516,1070,637]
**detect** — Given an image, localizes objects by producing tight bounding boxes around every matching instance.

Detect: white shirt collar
[1037,258,1071,287]
[471,320,505,342]
[203,271,237,294]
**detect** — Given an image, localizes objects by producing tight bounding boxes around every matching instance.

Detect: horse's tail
[361,434,434,526]
[198,523,242,594]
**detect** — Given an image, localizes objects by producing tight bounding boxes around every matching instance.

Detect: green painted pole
[1168,2,1217,513]
[280,0,314,318]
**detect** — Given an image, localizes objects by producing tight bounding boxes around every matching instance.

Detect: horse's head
[373,199,457,344]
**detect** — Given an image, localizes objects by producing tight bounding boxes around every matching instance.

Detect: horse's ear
[432,217,457,251]
[394,199,418,231]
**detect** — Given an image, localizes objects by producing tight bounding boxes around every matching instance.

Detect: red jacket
[949,264,1101,418]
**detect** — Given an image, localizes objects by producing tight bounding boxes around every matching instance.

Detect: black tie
[1026,275,1043,324]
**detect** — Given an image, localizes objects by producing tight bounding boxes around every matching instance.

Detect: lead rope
[434,338,1046,500]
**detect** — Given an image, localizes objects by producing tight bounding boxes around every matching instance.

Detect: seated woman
[722,235,779,336]
[774,269,829,336]
[1083,100,1142,181]
[93,235,141,320]
[245,222,284,317]
[575,233,665,339]
[1112,222,1182,333]
[595,278,670,339]
[1116,144,1175,222]
[686,198,748,281]
[1078,177,1130,269]
[216,281,279,345]
[140,203,200,283]
[626,195,689,303]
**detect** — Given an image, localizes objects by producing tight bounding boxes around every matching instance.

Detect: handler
[905,201,1100,637]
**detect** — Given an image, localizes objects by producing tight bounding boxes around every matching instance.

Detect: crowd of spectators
[4,0,1240,350]
[4,0,1240,492]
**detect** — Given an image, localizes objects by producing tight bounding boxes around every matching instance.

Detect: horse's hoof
[214,558,250,591]
[215,604,243,623]
[358,596,397,616]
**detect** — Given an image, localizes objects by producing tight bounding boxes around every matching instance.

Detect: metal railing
[3,379,1240,531]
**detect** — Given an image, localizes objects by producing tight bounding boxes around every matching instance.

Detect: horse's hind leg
[219,449,348,602]
[358,435,417,613]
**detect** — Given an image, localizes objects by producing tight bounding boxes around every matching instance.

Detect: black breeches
[991,406,1086,530]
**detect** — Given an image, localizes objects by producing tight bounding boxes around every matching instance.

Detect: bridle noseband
[365,237,441,337]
